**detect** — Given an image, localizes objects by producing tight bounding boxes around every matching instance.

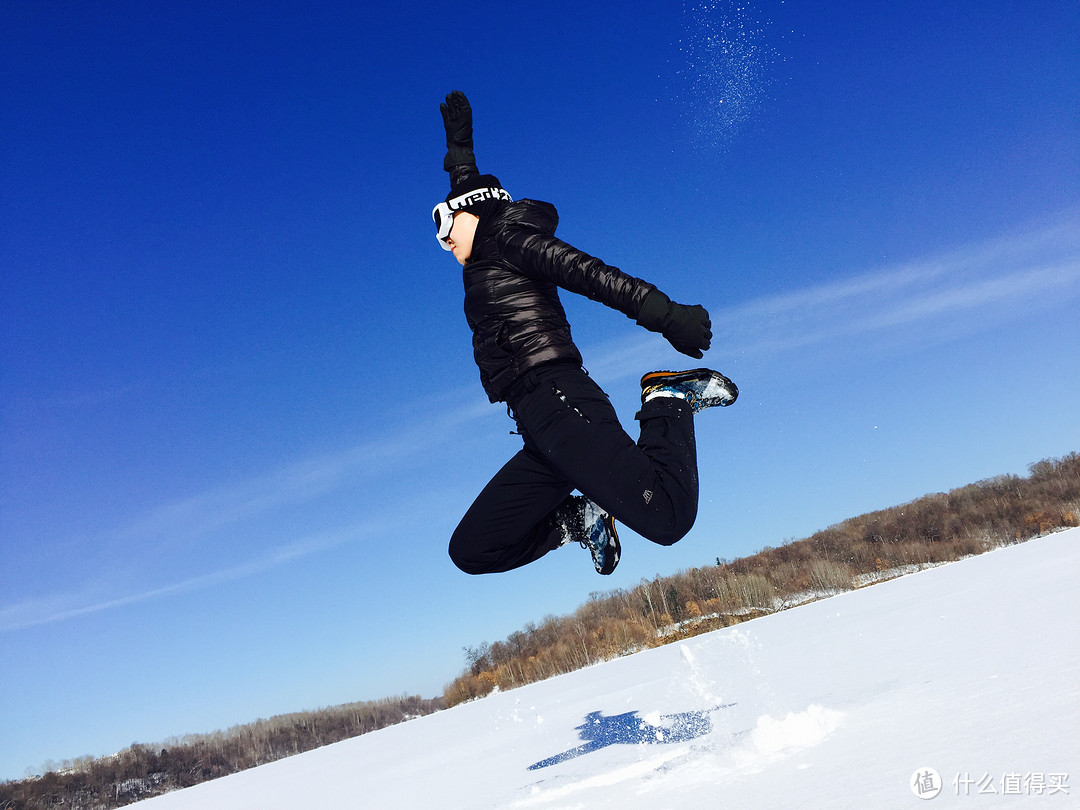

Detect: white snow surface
[135,529,1080,808]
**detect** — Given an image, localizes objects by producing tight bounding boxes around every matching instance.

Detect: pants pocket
[551,383,591,423]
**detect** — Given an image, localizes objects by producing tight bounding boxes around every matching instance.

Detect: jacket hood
[470,199,559,262]
[495,199,559,234]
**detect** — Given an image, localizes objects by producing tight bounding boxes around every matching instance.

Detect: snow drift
[134,529,1079,808]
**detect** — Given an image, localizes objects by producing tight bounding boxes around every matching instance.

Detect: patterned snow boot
[551,495,621,575]
[640,368,739,413]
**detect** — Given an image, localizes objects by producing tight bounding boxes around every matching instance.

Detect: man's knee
[643,509,696,547]
[448,533,488,575]
[647,525,688,547]
[450,556,488,575]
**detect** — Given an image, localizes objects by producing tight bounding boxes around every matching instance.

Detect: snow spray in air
[675,0,782,152]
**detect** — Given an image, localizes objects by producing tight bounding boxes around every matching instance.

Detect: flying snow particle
[675,0,780,152]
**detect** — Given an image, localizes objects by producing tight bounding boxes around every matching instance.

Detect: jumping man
[435,91,738,576]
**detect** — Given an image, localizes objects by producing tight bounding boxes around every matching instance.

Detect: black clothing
[634,290,713,360]
[449,363,699,574]
[444,151,706,574]
[464,199,656,402]
[449,160,657,402]
[444,173,506,206]
[441,90,474,171]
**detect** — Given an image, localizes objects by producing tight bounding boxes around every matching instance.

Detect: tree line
[0,695,443,809]
[442,452,1080,706]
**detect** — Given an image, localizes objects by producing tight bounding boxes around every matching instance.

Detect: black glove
[441,90,475,171]
[636,290,712,359]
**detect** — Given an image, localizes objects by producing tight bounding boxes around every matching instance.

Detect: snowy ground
[134,529,1079,809]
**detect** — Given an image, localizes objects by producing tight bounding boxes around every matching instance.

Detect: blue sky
[2,0,1078,780]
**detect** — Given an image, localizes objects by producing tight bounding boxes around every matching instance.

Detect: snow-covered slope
[135,529,1079,808]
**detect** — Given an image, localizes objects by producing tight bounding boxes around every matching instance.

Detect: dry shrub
[808,558,853,591]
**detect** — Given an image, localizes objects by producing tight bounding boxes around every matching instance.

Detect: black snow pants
[449,361,699,574]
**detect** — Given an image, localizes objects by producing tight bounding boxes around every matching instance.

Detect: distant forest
[3,452,1077,810]
[0,696,444,809]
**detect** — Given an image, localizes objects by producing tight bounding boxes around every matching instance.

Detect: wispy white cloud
[718,214,1080,356]
[585,213,1080,376]
[859,261,1078,331]
[0,401,496,633]
[107,390,497,550]
[0,521,387,632]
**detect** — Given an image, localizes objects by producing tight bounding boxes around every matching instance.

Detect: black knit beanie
[445,173,507,207]
[445,174,511,247]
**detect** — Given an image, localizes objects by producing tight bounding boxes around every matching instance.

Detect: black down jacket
[464,198,656,402]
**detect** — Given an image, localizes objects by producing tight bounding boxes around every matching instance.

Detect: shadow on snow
[528,705,734,770]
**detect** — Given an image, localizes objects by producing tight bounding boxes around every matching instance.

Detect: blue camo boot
[579,498,620,576]
[640,368,739,413]
[552,495,621,575]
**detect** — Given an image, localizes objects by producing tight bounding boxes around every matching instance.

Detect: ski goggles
[432,186,512,249]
